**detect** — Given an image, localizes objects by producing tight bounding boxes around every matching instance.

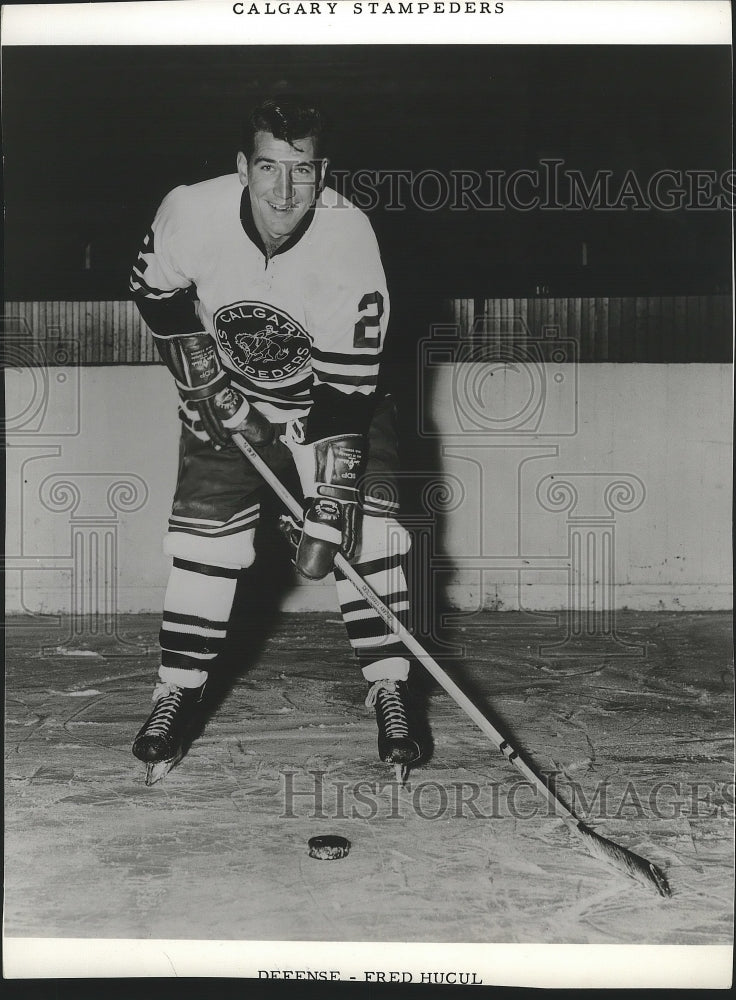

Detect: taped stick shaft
[231,432,571,821]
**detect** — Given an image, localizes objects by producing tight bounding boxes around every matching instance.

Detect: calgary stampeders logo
[213,301,311,382]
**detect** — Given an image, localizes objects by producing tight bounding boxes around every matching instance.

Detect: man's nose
[275,166,294,202]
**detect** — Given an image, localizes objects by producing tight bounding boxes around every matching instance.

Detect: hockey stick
[231,431,671,898]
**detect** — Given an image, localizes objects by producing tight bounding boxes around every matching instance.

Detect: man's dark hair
[242,97,326,159]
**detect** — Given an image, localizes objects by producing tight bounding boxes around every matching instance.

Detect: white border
[3,939,734,987]
[0,1,732,47]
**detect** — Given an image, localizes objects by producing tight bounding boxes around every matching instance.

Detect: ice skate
[132,681,206,785]
[365,679,420,785]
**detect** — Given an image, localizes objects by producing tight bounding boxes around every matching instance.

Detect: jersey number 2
[353,291,384,348]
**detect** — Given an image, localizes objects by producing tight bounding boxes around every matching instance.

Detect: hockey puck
[307,835,350,860]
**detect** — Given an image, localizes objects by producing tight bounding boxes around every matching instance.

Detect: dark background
[2,44,732,304]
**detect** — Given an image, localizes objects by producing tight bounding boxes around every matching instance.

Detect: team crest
[214,301,311,382]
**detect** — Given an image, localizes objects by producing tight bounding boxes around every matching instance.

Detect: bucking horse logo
[214,301,311,382]
[234,325,291,365]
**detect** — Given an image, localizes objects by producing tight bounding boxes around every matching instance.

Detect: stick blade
[576,822,671,898]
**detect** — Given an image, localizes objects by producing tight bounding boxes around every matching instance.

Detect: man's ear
[317,157,328,194]
[236,151,249,186]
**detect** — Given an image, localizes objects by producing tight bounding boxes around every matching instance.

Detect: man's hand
[290,434,365,579]
[155,333,275,449]
[208,385,276,449]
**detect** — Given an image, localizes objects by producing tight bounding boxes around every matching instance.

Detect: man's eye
[295,166,315,177]
[260,163,274,172]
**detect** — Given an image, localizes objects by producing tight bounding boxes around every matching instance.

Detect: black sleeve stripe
[312,348,383,366]
[130,278,182,300]
[133,291,203,338]
[129,264,187,300]
[307,384,376,439]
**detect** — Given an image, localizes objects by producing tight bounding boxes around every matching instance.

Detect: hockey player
[129,97,420,784]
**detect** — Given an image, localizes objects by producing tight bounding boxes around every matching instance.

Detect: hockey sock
[158,557,239,688]
[335,550,411,682]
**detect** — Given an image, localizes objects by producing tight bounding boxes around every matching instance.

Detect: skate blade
[144,752,182,786]
[394,763,410,786]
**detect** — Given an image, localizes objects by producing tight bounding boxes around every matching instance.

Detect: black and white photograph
[2,0,733,987]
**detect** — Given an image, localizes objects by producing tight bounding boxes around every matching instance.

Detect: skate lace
[365,680,409,738]
[144,683,184,737]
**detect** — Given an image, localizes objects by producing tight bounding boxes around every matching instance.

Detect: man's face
[237,130,325,248]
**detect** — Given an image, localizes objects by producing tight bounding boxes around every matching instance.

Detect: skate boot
[365,679,420,785]
[132,681,206,786]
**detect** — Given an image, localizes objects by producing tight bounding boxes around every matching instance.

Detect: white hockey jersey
[130,174,390,424]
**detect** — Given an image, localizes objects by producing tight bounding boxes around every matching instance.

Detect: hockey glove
[155,333,275,449]
[210,384,276,449]
[289,432,365,579]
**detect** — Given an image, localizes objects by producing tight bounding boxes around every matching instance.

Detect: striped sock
[158,557,239,688]
[335,550,411,680]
